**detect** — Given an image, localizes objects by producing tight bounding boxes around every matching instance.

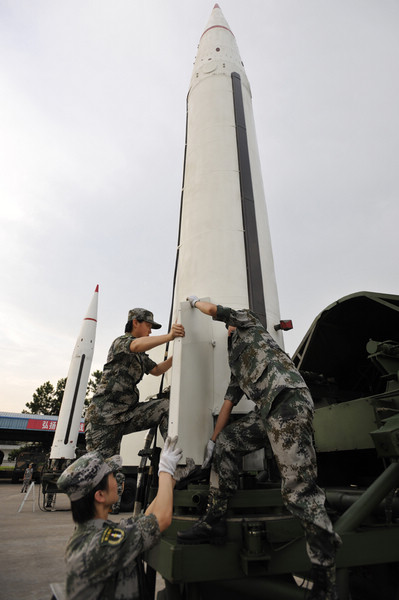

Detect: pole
[18,481,35,513]
[335,461,399,535]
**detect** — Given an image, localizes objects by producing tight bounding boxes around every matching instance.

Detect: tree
[54,377,67,409]
[82,369,103,416]
[23,371,101,416]
[23,381,62,415]
[86,369,102,403]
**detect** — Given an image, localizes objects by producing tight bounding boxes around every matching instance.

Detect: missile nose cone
[201,2,232,38]
[84,286,99,322]
[192,3,245,96]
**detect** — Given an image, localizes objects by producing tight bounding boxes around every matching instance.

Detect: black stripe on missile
[231,71,267,328]
[64,354,86,445]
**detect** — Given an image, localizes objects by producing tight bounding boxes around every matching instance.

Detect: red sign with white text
[26,419,84,432]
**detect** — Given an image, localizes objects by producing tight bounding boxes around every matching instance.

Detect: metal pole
[18,482,35,513]
[133,428,156,517]
[335,462,399,535]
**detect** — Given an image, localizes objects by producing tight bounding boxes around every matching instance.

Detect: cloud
[0,1,398,412]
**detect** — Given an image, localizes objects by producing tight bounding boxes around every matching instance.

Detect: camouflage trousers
[209,388,341,566]
[21,480,31,493]
[85,395,169,507]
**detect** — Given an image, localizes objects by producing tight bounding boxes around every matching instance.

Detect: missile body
[168,6,282,461]
[172,4,281,333]
[50,285,98,461]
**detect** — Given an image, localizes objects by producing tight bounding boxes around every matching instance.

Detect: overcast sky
[1,0,398,414]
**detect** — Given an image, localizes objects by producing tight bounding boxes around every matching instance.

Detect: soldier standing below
[177,297,341,600]
[57,437,182,600]
[85,308,185,511]
[21,462,34,493]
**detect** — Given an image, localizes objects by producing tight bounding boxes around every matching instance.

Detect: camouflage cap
[57,452,122,501]
[127,308,161,329]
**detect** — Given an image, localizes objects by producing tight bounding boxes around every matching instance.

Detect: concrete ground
[0,480,164,600]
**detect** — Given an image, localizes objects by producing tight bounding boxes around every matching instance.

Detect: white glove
[201,439,215,469]
[158,436,183,476]
[187,295,199,308]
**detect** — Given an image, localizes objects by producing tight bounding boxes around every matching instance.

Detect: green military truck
[144,292,399,600]
[12,450,48,484]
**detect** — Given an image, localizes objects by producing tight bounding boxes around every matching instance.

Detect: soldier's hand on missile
[201,439,215,469]
[187,295,199,308]
[158,436,183,477]
[170,323,185,339]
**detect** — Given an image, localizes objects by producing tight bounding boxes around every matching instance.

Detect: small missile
[50,285,98,461]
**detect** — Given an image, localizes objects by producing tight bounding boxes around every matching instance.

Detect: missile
[167,5,283,461]
[50,285,98,461]
[171,4,281,336]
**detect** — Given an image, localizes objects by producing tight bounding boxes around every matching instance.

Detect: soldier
[177,297,341,600]
[57,436,182,600]
[85,308,185,511]
[21,463,34,493]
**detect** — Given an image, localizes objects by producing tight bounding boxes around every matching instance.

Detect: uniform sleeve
[225,373,244,406]
[213,305,231,324]
[214,306,257,330]
[107,335,134,360]
[142,353,158,374]
[112,336,157,373]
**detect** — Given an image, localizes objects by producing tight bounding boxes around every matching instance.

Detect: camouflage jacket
[23,467,33,482]
[89,334,157,422]
[214,306,309,417]
[65,513,160,599]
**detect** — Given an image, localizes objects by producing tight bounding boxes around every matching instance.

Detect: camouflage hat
[127,308,162,329]
[57,452,122,501]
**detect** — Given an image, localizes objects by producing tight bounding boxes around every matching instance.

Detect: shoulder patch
[100,527,126,546]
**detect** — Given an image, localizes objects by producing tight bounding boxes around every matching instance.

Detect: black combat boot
[306,565,339,600]
[177,510,227,545]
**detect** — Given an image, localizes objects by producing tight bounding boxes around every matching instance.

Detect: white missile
[167,5,284,462]
[50,285,98,460]
[172,3,282,336]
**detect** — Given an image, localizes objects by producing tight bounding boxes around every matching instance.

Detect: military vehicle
[12,449,48,484]
[141,291,399,600]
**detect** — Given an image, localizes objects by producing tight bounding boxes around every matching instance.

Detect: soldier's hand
[187,295,199,308]
[201,439,215,469]
[170,323,185,339]
[158,436,183,477]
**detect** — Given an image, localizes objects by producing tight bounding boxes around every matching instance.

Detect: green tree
[23,371,101,417]
[86,369,102,402]
[82,369,102,416]
[54,377,67,409]
[23,381,61,415]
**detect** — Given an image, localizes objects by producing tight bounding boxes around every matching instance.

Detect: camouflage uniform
[209,306,341,567]
[85,333,169,507]
[57,452,160,600]
[64,514,159,600]
[21,466,33,493]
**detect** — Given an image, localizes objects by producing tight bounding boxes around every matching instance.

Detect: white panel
[168,301,218,462]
